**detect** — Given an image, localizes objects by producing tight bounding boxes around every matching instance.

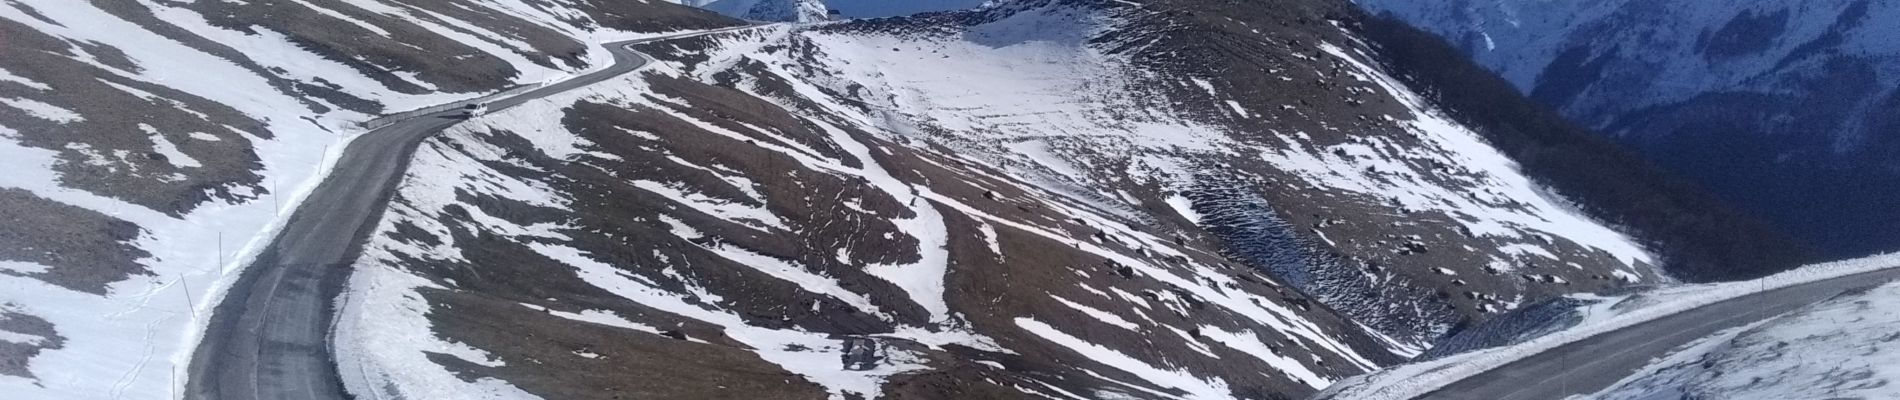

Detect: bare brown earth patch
[0,308,62,379]
[0,188,150,294]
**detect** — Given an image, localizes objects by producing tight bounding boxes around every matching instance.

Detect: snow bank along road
[183,26,753,400]
[1416,265,1900,400]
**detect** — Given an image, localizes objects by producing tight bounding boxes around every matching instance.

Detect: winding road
[1414,266,1900,400]
[183,26,751,400]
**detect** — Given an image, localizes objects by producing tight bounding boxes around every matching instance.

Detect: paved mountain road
[1414,266,1900,400]
[184,26,750,400]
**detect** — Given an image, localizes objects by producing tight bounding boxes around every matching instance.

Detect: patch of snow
[0,260,50,274]
[286,0,391,37]
[0,67,51,90]
[0,97,83,123]
[976,220,1004,257]
[1498,243,1557,260]
[1050,295,1140,331]
[631,179,786,231]
[1196,325,1331,387]
[1223,100,1252,117]
[0,330,46,346]
[140,124,201,168]
[517,303,676,339]
[1016,317,1233,399]
[698,240,888,318]
[1164,194,1202,224]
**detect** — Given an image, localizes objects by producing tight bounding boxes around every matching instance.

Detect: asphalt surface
[1415,266,1900,400]
[183,27,751,400]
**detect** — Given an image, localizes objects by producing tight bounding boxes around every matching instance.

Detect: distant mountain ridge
[676,0,991,21]
[1356,0,1900,259]
[693,0,831,22]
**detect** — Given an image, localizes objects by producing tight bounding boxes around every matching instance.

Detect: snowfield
[1317,252,1900,400]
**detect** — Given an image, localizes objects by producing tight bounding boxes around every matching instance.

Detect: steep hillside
[0,0,735,397]
[0,0,1812,399]
[325,0,1794,398]
[1356,0,1900,260]
[1349,15,1812,283]
[334,9,1394,400]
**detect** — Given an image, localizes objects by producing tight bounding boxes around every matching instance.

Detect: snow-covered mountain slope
[693,0,831,22]
[773,0,1672,346]
[0,0,1812,398]
[1592,279,1900,400]
[334,18,1392,400]
[320,0,1804,398]
[821,0,989,18]
[1354,0,1900,259]
[0,0,735,397]
[679,0,989,19]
